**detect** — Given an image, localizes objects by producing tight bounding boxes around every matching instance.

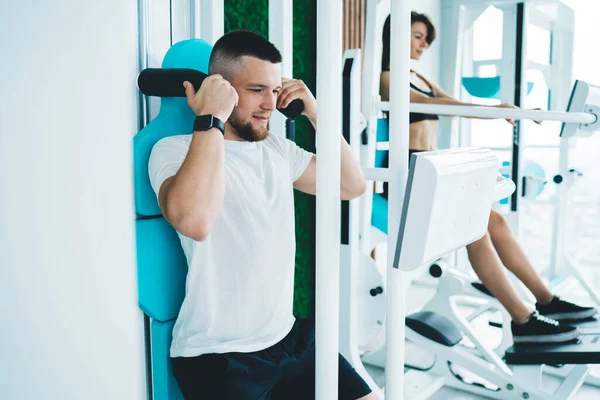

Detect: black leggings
[381,149,424,199]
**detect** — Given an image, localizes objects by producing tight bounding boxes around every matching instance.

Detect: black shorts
[172,318,372,400]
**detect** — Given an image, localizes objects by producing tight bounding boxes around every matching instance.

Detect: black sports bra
[410,83,439,124]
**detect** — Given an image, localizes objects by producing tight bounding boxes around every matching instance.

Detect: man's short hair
[209,30,282,80]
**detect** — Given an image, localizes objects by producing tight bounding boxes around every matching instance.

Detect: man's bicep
[293,155,316,195]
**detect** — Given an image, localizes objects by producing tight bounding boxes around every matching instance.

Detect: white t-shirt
[148,133,313,358]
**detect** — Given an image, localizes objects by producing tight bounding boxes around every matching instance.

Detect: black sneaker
[511,311,580,344]
[536,296,597,321]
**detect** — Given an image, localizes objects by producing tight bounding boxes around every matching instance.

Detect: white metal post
[339,49,383,397]
[385,1,411,399]
[269,0,293,138]
[190,0,201,38]
[548,5,575,280]
[198,0,224,44]
[171,0,193,43]
[550,135,570,281]
[137,0,151,128]
[145,0,173,121]
[438,0,464,150]
[315,0,342,399]
[359,0,389,263]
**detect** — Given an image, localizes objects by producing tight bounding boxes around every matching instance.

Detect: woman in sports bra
[379,12,519,157]
[374,11,596,344]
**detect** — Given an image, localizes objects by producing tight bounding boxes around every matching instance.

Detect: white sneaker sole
[513,328,580,344]
[542,309,597,321]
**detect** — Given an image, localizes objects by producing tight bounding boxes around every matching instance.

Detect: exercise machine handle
[137,68,305,120]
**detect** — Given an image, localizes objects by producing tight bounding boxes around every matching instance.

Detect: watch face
[194,114,224,135]
[195,114,213,130]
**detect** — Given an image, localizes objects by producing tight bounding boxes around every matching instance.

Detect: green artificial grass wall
[224,0,317,317]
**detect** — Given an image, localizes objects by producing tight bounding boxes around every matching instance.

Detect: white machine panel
[393,147,513,271]
[561,80,600,138]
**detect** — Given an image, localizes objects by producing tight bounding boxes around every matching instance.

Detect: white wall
[0,1,147,399]
[410,0,442,85]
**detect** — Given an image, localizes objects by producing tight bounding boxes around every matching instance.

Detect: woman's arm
[379,71,516,124]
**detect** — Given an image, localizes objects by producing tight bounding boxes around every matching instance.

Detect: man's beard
[228,112,270,142]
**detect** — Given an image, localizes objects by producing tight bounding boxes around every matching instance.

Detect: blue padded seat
[133,38,213,400]
[372,118,390,234]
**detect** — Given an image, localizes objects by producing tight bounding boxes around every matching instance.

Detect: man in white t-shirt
[148,30,374,400]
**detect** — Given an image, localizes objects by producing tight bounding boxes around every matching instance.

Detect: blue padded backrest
[152,320,184,400]
[136,218,188,321]
[372,193,388,234]
[374,118,389,168]
[372,118,390,234]
[133,39,212,322]
[134,38,213,217]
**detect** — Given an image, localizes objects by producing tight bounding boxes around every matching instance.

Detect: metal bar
[488,145,560,151]
[315,0,342,398]
[363,167,390,182]
[385,0,411,398]
[143,315,154,400]
[510,2,526,214]
[190,0,201,38]
[269,0,293,138]
[137,0,150,129]
[376,102,596,124]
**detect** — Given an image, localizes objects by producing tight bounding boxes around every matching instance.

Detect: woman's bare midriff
[380,71,439,151]
[409,120,438,151]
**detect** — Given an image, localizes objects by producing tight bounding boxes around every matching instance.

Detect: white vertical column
[190,0,201,38]
[138,0,151,128]
[172,0,192,43]
[438,0,464,150]
[1,1,146,398]
[500,4,517,106]
[315,0,342,399]
[146,0,172,121]
[549,5,575,280]
[269,0,293,137]
[498,4,519,233]
[360,0,389,258]
[385,0,411,399]
[198,0,224,44]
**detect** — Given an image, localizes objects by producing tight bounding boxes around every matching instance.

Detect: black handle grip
[137,68,304,120]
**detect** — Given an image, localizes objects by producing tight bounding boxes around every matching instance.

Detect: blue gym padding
[133,38,213,400]
[134,38,213,217]
[372,193,389,234]
[462,76,534,99]
[136,217,188,321]
[152,320,184,400]
[372,118,390,234]
[500,161,511,205]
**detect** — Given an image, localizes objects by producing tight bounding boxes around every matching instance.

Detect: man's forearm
[340,135,366,199]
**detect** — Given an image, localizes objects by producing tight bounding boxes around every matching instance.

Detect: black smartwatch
[193,114,225,135]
